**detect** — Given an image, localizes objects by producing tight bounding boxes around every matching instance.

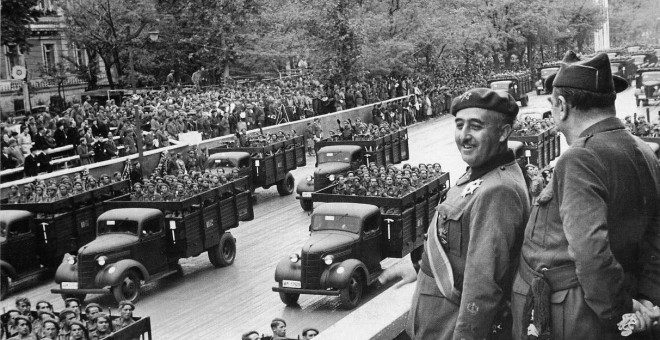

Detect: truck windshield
[490,81,512,90]
[317,152,350,164]
[210,159,236,168]
[98,220,138,235]
[312,215,361,233]
[642,72,660,84]
[632,55,646,65]
[541,68,559,78]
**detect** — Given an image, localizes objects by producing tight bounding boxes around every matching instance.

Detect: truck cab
[296,145,363,211]
[610,58,636,83]
[52,208,175,303]
[208,136,305,197]
[273,203,383,309]
[635,64,660,106]
[536,65,560,95]
[1,211,46,299]
[52,177,253,303]
[488,78,529,106]
[630,52,658,67]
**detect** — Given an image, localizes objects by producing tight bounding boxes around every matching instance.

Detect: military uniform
[409,151,530,339]
[512,117,660,340]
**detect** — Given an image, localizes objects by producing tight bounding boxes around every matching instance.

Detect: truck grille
[314,175,331,191]
[301,252,324,289]
[78,253,97,288]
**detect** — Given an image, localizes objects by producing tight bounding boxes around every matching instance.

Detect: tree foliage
[1,0,42,51]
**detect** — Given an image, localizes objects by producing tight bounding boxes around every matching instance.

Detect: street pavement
[1,86,656,339]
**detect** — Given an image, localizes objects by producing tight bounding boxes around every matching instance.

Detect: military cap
[451,88,519,118]
[118,300,135,310]
[47,185,57,191]
[13,315,31,326]
[37,311,56,319]
[92,312,110,322]
[84,303,102,313]
[68,319,86,329]
[546,51,628,93]
[302,328,319,336]
[59,308,76,319]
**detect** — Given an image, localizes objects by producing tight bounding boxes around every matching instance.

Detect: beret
[59,308,76,318]
[546,51,628,93]
[451,88,519,118]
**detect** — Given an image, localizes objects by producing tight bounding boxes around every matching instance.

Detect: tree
[1,0,42,52]
[609,0,660,46]
[61,0,159,88]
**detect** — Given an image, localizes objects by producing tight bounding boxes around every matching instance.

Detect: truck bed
[312,172,450,258]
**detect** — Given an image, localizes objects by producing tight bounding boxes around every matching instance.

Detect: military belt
[519,256,579,292]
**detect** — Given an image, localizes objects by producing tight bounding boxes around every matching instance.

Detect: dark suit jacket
[24,154,39,177]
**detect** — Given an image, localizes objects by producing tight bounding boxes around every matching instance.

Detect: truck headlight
[289,253,300,263]
[306,176,313,182]
[323,255,334,265]
[66,254,77,265]
[328,175,335,182]
[96,256,107,266]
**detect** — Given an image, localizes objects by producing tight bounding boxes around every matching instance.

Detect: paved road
[2,87,653,339]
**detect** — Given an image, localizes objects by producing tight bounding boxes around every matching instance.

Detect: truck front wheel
[112,269,141,303]
[208,233,236,267]
[339,269,365,309]
[300,198,313,211]
[279,292,300,306]
[276,173,295,196]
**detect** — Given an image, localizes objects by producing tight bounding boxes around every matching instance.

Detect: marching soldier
[512,52,660,339]
[379,87,530,339]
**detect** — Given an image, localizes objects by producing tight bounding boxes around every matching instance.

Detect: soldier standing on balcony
[512,52,660,339]
[379,88,530,340]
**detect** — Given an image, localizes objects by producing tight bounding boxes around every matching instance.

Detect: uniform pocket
[437,204,464,256]
[528,204,550,247]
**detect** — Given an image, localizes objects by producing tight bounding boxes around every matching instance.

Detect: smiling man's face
[454,107,507,168]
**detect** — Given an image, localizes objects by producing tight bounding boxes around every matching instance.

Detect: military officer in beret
[512,51,660,339]
[380,87,530,339]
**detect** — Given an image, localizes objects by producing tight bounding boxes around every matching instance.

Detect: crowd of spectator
[0,66,488,183]
[1,297,138,340]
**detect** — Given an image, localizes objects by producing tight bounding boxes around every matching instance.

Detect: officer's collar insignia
[461,179,483,198]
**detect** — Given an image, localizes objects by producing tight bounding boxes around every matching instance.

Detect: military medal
[461,179,483,198]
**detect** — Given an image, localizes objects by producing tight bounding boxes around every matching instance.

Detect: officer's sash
[425,210,456,299]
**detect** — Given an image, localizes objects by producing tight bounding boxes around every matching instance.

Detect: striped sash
[425,210,457,300]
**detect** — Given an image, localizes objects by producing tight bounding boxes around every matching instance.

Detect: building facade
[1,0,104,115]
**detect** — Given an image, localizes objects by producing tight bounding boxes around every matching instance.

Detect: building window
[5,45,24,78]
[42,43,56,71]
[72,43,86,67]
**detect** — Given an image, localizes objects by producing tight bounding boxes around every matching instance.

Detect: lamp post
[130,30,159,177]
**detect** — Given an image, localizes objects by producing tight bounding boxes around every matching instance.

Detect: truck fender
[321,259,368,290]
[0,261,17,279]
[95,259,149,287]
[274,256,302,282]
[296,180,314,195]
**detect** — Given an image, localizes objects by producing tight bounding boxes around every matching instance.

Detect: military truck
[208,136,306,197]
[610,57,636,84]
[535,63,560,95]
[274,173,449,309]
[635,63,660,106]
[296,129,410,211]
[51,177,253,303]
[487,72,531,106]
[630,51,658,66]
[1,180,130,300]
